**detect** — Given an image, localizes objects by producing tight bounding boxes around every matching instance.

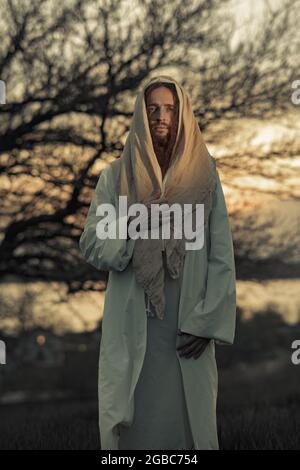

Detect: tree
[0,0,299,284]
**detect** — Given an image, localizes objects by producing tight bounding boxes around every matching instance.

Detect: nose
[156,107,167,121]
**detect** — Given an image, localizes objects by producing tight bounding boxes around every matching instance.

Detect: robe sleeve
[79,165,136,272]
[180,164,237,345]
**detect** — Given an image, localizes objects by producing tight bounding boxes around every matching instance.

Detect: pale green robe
[118,254,194,450]
[79,158,236,450]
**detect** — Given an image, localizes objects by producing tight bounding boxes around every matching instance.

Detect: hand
[176,330,210,359]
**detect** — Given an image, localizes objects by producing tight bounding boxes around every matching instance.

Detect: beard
[153,129,170,146]
[150,118,178,176]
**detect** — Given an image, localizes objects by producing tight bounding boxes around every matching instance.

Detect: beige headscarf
[117,75,217,320]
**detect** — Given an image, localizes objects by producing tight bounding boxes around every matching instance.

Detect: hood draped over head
[117,74,217,320]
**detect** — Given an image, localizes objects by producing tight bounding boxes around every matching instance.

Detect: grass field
[0,386,299,450]
[1,309,299,450]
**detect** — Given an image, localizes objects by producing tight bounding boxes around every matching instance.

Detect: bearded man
[79,75,236,450]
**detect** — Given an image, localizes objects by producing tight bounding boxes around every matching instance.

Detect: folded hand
[176,330,210,359]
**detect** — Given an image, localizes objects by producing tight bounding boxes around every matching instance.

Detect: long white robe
[79,157,236,450]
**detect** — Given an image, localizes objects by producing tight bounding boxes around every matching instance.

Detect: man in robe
[79,75,237,450]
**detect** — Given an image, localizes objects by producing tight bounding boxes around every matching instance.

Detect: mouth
[154,126,168,130]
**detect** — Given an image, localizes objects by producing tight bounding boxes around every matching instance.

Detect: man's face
[146,86,177,145]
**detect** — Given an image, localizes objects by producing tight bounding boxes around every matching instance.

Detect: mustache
[152,124,169,129]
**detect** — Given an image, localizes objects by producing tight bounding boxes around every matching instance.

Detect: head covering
[117,75,217,320]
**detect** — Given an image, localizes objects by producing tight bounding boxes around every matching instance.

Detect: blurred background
[0,0,299,450]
